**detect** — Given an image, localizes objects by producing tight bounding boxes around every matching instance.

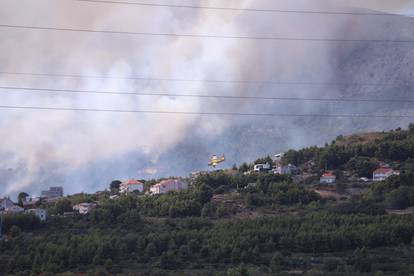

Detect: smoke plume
[0,0,413,197]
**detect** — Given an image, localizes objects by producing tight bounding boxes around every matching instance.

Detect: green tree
[104,258,113,272]
[255,156,273,165]
[346,157,378,178]
[227,264,250,276]
[159,250,177,269]
[409,123,414,135]
[9,225,21,238]
[238,162,250,173]
[54,198,73,215]
[216,204,228,218]
[353,247,372,273]
[178,245,190,260]
[145,242,158,257]
[201,203,216,218]
[110,180,122,192]
[197,184,213,204]
[17,192,29,206]
[270,252,285,273]
[386,186,412,209]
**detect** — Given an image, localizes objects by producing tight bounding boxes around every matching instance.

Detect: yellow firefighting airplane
[208,154,226,168]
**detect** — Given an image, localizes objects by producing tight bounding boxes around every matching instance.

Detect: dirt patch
[386,207,414,215]
[336,132,385,146]
[314,189,350,200]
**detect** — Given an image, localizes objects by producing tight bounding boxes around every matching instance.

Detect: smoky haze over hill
[0,0,413,197]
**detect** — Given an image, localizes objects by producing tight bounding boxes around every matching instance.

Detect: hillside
[1,126,414,275]
[335,132,386,146]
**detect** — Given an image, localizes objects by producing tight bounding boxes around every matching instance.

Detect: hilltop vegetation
[282,124,414,171]
[1,126,414,275]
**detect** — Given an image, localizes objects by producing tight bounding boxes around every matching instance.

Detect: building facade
[150,179,188,195]
[120,179,144,194]
[253,163,272,172]
[26,209,47,221]
[41,187,64,199]
[320,172,336,184]
[373,168,399,182]
[0,197,15,210]
[274,164,298,175]
[73,202,97,215]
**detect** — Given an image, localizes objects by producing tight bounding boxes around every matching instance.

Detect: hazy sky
[0,0,413,198]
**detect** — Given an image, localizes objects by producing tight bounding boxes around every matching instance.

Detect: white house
[0,197,15,210]
[320,172,336,184]
[73,202,97,215]
[373,167,400,182]
[253,163,272,172]
[272,153,284,164]
[120,179,144,194]
[150,179,188,195]
[273,164,298,175]
[25,209,47,221]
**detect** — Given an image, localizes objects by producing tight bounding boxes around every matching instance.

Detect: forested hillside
[1,126,414,275]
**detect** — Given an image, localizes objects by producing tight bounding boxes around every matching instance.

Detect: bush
[346,157,379,178]
[386,186,414,209]
[9,225,21,238]
[2,213,41,233]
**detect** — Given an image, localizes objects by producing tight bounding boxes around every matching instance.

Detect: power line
[76,0,408,17]
[0,105,412,118]
[0,71,407,87]
[1,24,414,43]
[0,85,412,104]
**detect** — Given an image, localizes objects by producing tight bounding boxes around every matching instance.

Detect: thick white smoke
[0,0,412,197]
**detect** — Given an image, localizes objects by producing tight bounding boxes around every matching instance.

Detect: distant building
[150,179,188,195]
[272,153,284,164]
[253,163,272,172]
[25,209,47,221]
[120,179,144,194]
[41,187,63,199]
[273,164,298,175]
[190,171,202,178]
[73,202,97,215]
[320,172,336,184]
[373,167,400,182]
[0,197,15,210]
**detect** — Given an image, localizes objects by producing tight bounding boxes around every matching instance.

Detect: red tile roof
[126,179,143,185]
[373,167,394,174]
[158,179,177,187]
[322,172,335,177]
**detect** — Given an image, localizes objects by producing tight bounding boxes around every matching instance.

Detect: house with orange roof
[320,172,336,184]
[373,167,400,182]
[120,179,144,194]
